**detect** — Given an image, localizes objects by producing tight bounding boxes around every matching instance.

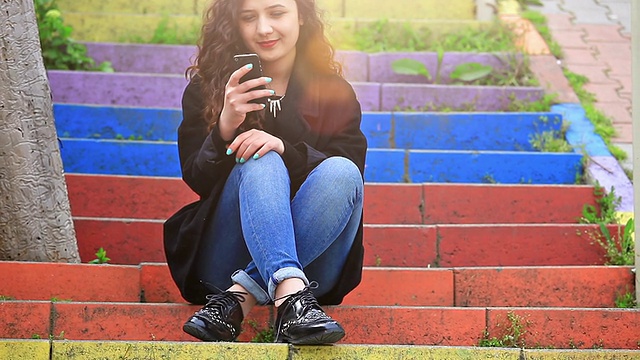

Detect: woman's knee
[235,151,287,181]
[312,157,363,199]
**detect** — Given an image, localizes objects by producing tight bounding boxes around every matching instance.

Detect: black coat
[163,65,367,305]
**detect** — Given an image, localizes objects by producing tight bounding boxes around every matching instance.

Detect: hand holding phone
[233,54,268,106]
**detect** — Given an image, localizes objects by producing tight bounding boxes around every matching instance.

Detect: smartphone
[233,53,268,106]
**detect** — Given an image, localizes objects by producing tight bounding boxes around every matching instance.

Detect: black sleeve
[280,78,367,183]
[177,79,235,197]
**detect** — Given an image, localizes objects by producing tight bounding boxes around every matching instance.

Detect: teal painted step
[53,104,564,151]
[58,139,582,183]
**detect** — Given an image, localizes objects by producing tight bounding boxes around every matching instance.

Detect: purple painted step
[84,43,523,87]
[382,83,542,111]
[368,52,520,84]
[84,42,369,81]
[48,70,542,111]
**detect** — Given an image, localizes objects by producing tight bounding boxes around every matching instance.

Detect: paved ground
[532,0,633,170]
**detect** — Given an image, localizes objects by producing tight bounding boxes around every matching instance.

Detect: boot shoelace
[197,290,247,337]
[275,282,331,334]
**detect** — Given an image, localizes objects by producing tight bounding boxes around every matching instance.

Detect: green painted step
[55,0,478,20]
[54,0,489,46]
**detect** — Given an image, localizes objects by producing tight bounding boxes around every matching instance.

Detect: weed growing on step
[479,312,529,348]
[520,10,563,59]
[51,297,72,302]
[0,295,15,301]
[591,218,635,266]
[35,0,113,71]
[115,134,144,141]
[353,19,519,53]
[50,331,65,340]
[563,69,627,162]
[507,92,555,112]
[247,320,275,343]
[375,255,382,267]
[529,122,572,153]
[580,184,620,225]
[615,288,637,308]
[579,186,635,265]
[89,247,111,264]
[482,174,498,184]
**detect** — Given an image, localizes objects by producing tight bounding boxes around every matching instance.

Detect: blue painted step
[54,104,563,151]
[59,139,582,184]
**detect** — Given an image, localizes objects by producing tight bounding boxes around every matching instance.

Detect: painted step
[56,0,477,20]
[58,138,582,183]
[82,42,517,84]
[55,1,481,46]
[47,70,543,112]
[65,174,597,223]
[73,219,614,267]
[1,262,632,308]
[1,301,638,349]
[6,340,640,360]
[54,103,564,151]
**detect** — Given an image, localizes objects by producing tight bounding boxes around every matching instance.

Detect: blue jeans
[195,152,364,305]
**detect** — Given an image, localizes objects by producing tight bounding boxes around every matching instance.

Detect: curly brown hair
[186,0,342,131]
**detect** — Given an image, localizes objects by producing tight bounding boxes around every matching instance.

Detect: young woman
[163,0,367,345]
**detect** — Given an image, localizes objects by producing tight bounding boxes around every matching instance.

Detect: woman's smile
[258,39,279,49]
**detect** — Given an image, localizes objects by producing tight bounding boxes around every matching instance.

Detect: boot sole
[183,321,228,342]
[281,324,346,345]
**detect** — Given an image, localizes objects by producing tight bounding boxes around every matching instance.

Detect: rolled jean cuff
[268,267,309,301]
[231,270,271,305]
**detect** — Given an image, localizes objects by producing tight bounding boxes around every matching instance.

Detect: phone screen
[233,54,268,106]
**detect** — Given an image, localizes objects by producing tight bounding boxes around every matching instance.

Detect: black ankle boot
[274,286,345,344]
[183,290,246,342]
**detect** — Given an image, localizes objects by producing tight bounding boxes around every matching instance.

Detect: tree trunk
[0,0,80,262]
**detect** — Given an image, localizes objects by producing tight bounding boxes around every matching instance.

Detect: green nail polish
[239,158,246,164]
[269,90,275,95]
[246,63,253,69]
[265,77,272,83]
[226,149,233,155]
[253,154,260,160]
[235,158,239,163]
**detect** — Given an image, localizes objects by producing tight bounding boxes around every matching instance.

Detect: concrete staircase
[2,1,638,359]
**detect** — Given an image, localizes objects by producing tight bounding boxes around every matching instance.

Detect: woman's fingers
[226,130,284,163]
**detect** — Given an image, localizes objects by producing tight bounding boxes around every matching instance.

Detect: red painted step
[66,174,597,224]
[0,262,632,308]
[73,219,613,267]
[1,301,638,349]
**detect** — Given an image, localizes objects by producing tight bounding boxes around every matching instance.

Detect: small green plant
[391,57,493,85]
[127,14,199,45]
[479,312,528,348]
[247,320,275,343]
[353,19,518,53]
[482,174,498,184]
[563,69,627,162]
[579,186,634,265]
[507,93,556,112]
[521,9,563,59]
[375,255,382,267]
[31,334,42,339]
[51,297,72,302]
[592,218,635,266]
[529,122,573,153]
[580,185,620,225]
[34,0,113,71]
[89,247,111,264]
[0,295,15,301]
[615,289,637,308]
[353,19,431,52]
[50,331,65,340]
